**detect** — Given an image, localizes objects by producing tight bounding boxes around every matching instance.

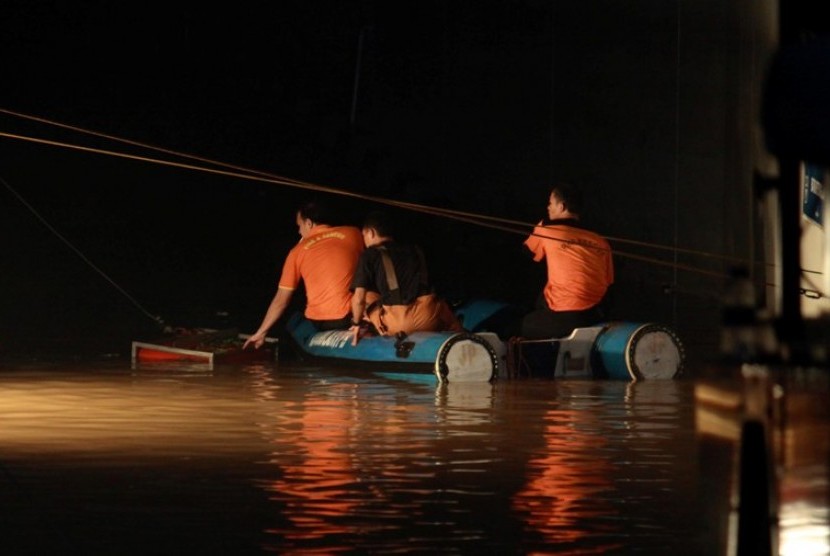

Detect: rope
[0,108,803,288]
[1,174,166,329]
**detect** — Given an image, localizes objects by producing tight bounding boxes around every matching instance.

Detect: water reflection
[511,402,616,552]
[252,370,508,552]
[506,380,699,555]
[777,370,830,556]
[261,396,361,542]
[694,367,830,556]
[775,428,830,554]
[244,372,706,554]
[435,381,495,424]
[1,361,825,554]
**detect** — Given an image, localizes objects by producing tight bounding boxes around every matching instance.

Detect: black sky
[1,1,556,352]
[3,2,553,179]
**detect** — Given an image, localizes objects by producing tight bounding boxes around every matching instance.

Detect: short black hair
[297,200,333,225]
[362,210,395,238]
[550,183,583,215]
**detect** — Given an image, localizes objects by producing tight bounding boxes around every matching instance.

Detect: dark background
[1,1,556,356]
[1,1,827,363]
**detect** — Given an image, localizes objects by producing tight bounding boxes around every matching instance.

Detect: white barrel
[434,333,500,383]
[592,322,685,380]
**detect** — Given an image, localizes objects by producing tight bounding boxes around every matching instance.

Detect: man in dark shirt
[349,211,461,345]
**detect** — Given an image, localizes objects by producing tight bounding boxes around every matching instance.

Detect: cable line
[0,108,765,268]
[0,109,800,286]
[1,173,166,329]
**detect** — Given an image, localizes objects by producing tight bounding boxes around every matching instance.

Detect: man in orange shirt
[244,201,364,350]
[521,183,614,339]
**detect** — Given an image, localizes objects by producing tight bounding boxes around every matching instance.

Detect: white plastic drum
[591,322,685,380]
[434,333,500,383]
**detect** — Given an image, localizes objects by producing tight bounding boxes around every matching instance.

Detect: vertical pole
[350,26,368,128]
[774,0,807,361]
[777,158,805,360]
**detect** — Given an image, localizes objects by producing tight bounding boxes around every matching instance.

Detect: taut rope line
[0,109,761,265]
[0,109,772,282]
[0,173,165,327]
[0,128,731,281]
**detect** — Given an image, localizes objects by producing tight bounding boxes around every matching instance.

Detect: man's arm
[350,287,368,346]
[523,221,547,262]
[243,287,293,349]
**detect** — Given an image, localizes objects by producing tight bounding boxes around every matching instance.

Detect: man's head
[296,200,332,238]
[547,183,583,220]
[361,210,394,247]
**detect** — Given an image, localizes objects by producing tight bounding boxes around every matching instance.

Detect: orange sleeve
[277,245,301,291]
[523,221,546,262]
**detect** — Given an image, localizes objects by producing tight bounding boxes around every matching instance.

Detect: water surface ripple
[1,361,823,554]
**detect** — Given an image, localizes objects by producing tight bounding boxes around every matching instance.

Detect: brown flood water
[0,360,827,555]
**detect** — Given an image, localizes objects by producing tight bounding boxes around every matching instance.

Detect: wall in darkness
[545,1,779,366]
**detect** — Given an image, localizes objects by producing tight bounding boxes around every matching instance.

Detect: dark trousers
[308,314,352,331]
[519,294,605,339]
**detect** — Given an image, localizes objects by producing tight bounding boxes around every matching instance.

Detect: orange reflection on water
[260,396,361,540]
[512,408,618,552]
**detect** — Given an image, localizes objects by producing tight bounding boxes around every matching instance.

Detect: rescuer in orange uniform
[244,200,364,350]
[520,183,614,339]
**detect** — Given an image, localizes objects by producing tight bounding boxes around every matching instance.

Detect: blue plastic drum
[591,322,685,380]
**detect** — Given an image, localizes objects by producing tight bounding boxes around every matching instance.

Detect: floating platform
[131,328,277,368]
[506,322,685,380]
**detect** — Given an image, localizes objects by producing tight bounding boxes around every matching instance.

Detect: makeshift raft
[286,300,685,382]
[506,321,685,380]
[131,328,277,368]
[285,299,516,383]
[130,302,684,381]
